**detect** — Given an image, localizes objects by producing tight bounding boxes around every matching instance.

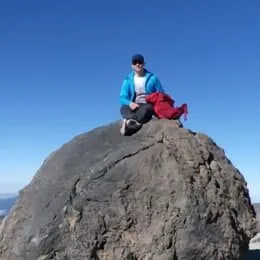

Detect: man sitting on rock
[119,54,164,135]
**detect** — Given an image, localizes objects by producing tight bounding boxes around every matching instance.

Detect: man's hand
[129,102,139,111]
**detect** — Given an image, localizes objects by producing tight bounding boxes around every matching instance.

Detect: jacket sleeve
[154,76,165,93]
[119,78,131,106]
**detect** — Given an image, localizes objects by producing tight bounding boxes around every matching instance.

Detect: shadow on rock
[124,125,142,136]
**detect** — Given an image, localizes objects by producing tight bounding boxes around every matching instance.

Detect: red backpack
[146,92,188,120]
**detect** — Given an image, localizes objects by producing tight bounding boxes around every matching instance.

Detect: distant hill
[0,195,18,217]
[254,203,260,232]
[254,203,260,214]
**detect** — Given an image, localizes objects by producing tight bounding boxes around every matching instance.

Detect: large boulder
[0,120,256,260]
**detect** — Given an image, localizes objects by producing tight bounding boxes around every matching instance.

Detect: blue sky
[0,0,259,201]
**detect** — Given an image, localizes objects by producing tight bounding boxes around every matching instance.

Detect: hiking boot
[126,119,142,130]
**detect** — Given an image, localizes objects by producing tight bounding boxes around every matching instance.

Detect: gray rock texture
[0,120,257,260]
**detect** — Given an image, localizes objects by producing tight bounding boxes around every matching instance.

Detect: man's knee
[120,105,128,111]
[120,105,131,115]
[120,105,137,120]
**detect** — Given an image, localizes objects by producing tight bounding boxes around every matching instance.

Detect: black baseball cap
[132,54,145,65]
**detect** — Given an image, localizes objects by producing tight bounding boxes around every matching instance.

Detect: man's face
[131,61,145,73]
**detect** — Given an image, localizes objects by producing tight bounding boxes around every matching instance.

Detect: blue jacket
[119,69,164,106]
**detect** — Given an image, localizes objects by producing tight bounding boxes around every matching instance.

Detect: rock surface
[0,120,256,260]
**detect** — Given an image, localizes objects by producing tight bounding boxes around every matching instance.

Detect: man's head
[131,54,145,74]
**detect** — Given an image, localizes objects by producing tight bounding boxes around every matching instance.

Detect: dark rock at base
[0,120,256,260]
